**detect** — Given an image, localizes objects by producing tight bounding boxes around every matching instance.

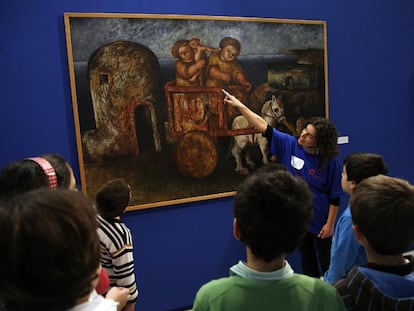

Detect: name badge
[291,155,304,170]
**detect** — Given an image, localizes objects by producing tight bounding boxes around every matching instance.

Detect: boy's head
[351,175,414,255]
[233,164,313,262]
[219,37,241,62]
[0,189,100,310]
[342,152,388,194]
[96,178,131,219]
[171,39,194,62]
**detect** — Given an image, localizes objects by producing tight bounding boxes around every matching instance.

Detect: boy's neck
[366,247,409,267]
[246,247,285,272]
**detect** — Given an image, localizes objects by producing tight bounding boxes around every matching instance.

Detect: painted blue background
[1,1,413,310]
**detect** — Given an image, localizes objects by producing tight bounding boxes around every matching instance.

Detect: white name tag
[291,155,304,170]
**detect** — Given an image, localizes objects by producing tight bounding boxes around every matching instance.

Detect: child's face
[220,45,239,62]
[341,165,353,194]
[178,45,194,62]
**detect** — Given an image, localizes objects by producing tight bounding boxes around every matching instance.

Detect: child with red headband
[0,154,110,295]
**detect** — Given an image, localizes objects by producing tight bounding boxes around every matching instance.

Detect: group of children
[0,147,414,310]
[193,155,414,310]
[171,36,252,92]
[0,155,137,311]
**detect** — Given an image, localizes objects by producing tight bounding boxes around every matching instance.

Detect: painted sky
[67,15,325,61]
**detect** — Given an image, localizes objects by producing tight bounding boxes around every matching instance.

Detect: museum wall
[1,1,413,310]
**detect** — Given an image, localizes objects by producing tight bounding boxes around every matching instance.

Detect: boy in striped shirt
[96,178,138,311]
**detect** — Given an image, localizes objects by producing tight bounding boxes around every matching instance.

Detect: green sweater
[193,261,346,311]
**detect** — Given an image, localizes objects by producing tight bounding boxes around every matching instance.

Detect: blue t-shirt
[267,128,343,234]
[324,206,367,284]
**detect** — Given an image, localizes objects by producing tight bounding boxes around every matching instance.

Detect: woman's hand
[318,223,334,239]
[222,89,244,109]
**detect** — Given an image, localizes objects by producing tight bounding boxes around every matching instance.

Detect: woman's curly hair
[306,117,339,167]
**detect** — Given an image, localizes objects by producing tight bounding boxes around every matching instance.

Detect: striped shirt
[97,214,138,303]
[334,264,414,310]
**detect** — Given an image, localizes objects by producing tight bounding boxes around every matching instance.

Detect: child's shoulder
[292,273,338,293]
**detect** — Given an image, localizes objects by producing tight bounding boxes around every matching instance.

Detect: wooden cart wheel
[175,130,218,178]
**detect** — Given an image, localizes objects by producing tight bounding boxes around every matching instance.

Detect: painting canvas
[64,13,328,210]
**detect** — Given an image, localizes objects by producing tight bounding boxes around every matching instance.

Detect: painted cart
[164,81,258,178]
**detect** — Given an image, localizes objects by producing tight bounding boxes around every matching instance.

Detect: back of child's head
[0,188,100,311]
[96,178,131,219]
[0,159,49,200]
[344,152,388,184]
[234,164,313,262]
[0,154,74,201]
[350,174,414,255]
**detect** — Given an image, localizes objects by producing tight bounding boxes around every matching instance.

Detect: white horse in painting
[231,94,294,175]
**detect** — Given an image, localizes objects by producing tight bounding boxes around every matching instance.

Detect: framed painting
[64,13,328,210]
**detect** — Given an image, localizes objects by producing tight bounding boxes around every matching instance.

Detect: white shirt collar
[230,260,294,281]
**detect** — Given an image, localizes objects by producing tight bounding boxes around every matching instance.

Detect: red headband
[26,157,58,189]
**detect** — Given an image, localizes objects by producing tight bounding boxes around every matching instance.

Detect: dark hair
[344,152,388,184]
[171,39,190,58]
[96,178,131,219]
[254,162,287,174]
[350,175,414,255]
[42,153,72,189]
[234,166,313,262]
[0,160,48,200]
[306,117,338,166]
[0,154,73,201]
[0,189,100,311]
[219,37,241,52]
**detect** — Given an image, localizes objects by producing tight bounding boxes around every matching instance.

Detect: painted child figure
[95,178,138,311]
[171,39,206,86]
[206,36,252,92]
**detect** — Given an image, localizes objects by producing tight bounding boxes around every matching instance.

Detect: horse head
[261,94,287,126]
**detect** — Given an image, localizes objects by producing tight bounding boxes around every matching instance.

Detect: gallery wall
[1,1,413,310]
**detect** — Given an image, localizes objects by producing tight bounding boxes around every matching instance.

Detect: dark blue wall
[1,1,413,310]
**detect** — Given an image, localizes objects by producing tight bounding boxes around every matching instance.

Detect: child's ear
[233,218,241,240]
[352,224,366,245]
[349,180,357,191]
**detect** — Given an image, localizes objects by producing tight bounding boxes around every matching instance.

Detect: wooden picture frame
[64,13,328,211]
